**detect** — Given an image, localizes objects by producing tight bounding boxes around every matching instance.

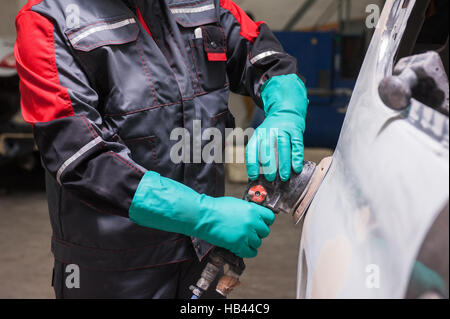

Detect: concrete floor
[0,191,53,299]
[0,148,332,299]
[225,182,301,299]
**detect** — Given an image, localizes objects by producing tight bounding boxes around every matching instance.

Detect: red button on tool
[248,185,267,204]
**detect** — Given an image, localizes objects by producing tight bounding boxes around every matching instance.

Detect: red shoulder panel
[220,0,264,43]
[15,10,74,124]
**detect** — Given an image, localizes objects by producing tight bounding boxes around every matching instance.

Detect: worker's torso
[31,0,234,270]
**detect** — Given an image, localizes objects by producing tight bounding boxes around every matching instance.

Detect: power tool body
[189,157,332,298]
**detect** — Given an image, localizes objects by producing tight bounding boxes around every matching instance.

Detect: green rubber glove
[246,74,309,182]
[129,171,275,258]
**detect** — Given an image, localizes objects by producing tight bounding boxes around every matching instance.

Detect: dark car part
[0,120,35,166]
[0,75,20,124]
[379,51,449,115]
[406,203,449,299]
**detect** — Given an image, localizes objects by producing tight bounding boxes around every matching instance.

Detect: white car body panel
[297,0,449,299]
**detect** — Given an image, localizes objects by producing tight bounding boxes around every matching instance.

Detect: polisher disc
[293,156,333,224]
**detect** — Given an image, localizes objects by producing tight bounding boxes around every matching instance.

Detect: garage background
[0,0,383,299]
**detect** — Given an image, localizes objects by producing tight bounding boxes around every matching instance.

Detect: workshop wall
[0,1,23,37]
[2,1,386,35]
[234,0,386,30]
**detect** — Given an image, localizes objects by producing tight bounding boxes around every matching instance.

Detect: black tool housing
[244,161,317,215]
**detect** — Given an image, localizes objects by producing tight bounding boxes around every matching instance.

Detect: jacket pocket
[170,1,228,92]
[64,16,158,115]
[189,25,228,92]
[65,16,139,52]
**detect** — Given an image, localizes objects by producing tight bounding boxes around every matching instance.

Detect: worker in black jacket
[15,0,308,298]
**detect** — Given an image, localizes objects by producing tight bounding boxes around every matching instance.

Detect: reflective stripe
[71,18,136,45]
[170,4,215,14]
[250,51,281,64]
[56,136,103,184]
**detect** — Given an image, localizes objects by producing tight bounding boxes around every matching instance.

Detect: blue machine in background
[274,31,365,148]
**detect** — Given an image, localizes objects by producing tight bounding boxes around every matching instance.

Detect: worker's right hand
[129,171,275,258]
[196,196,275,258]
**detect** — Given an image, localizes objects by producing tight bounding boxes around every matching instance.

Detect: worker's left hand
[246,74,309,182]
